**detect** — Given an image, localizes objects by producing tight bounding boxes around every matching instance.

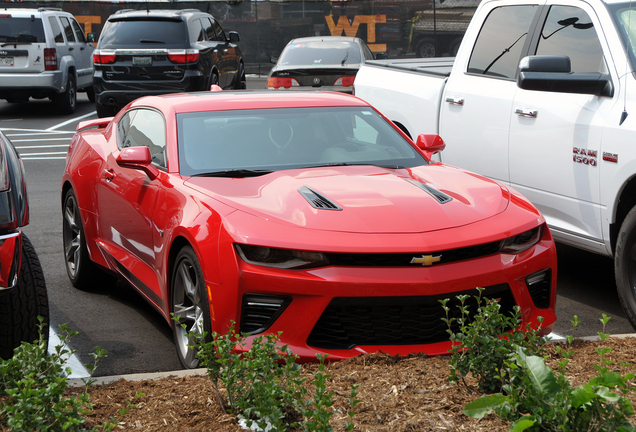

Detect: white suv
[0,8,94,114]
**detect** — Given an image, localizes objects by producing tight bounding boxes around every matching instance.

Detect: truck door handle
[104,169,115,182]
[69,47,74,51]
[445,97,464,106]
[515,107,538,118]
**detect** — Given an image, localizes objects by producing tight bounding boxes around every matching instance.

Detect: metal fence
[0,0,481,74]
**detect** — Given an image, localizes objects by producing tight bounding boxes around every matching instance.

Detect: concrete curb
[67,333,636,387]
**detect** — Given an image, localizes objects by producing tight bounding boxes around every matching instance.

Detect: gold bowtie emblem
[410,255,442,266]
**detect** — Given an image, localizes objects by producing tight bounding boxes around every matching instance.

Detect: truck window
[467,5,538,79]
[535,6,606,73]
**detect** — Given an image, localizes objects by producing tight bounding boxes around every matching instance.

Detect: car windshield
[278,41,362,66]
[0,17,46,43]
[177,106,427,177]
[608,2,636,73]
[99,18,187,49]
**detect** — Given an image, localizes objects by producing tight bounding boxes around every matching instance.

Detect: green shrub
[440,287,547,393]
[0,318,110,431]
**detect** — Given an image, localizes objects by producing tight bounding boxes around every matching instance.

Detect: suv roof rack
[37,7,62,12]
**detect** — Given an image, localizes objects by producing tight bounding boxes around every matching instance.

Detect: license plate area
[0,57,14,66]
[132,56,152,66]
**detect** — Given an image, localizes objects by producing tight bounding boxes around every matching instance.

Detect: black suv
[92,9,245,117]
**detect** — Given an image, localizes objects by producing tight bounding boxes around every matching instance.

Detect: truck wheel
[54,74,77,115]
[95,102,117,118]
[615,205,636,329]
[63,189,116,290]
[86,86,96,103]
[416,39,436,58]
[0,235,49,360]
[234,63,246,89]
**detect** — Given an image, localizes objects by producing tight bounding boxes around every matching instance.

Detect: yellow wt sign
[325,15,387,52]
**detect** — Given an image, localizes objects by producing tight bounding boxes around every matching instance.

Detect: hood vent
[299,186,342,211]
[406,179,453,204]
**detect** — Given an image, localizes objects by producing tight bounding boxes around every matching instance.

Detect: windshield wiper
[307,162,405,169]
[139,39,165,44]
[341,50,349,66]
[192,169,273,178]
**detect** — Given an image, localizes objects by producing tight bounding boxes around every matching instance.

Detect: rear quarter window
[98,19,187,49]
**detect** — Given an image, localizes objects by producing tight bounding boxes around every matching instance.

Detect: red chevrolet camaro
[61,90,557,368]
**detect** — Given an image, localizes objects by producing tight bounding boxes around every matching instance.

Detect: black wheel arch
[611,175,636,255]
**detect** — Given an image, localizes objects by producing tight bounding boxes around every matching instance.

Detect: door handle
[445,96,464,106]
[104,169,115,182]
[69,47,74,51]
[80,46,85,50]
[515,107,538,118]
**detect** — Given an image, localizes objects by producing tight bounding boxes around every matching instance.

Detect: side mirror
[374,52,388,60]
[270,56,279,64]
[517,55,613,97]
[116,146,159,179]
[415,134,446,158]
[228,31,240,43]
[87,32,96,43]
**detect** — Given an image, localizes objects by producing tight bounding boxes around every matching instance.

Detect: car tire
[209,72,220,89]
[0,234,49,360]
[235,63,247,89]
[171,246,212,369]
[95,102,117,118]
[54,74,77,115]
[415,38,436,58]
[86,86,96,103]
[62,189,116,290]
[615,205,636,329]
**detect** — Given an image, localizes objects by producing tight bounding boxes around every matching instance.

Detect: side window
[212,19,226,42]
[467,5,538,79]
[120,109,168,169]
[48,17,64,43]
[535,6,606,73]
[70,18,86,43]
[362,44,374,61]
[189,18,205,43]
[203,18,216,41]
[59,17,76,43]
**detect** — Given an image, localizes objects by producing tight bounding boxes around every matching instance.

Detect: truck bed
[364,58,455,77]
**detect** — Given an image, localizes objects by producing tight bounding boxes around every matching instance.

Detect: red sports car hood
[184,165,510,234]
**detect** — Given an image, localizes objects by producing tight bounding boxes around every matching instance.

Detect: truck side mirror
[228,31,240,42]
[87,32,96,43]
[375,52,388,60]
[517,55,613,97]
[415,134,445,158]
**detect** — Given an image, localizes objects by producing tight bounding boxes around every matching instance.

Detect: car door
[439,3,543,184]
[211,18,239,88]
[97,108,167,302]
[48,16,72,69]
[508,1,613,244]
[68,16,93,89]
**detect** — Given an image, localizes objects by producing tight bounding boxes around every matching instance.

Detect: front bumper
[213,227,557,362]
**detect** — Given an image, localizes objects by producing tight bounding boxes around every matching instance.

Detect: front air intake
[240,294,292,334]
[405,179,453,204]
[298,186,342,210]
[525,269,552,309]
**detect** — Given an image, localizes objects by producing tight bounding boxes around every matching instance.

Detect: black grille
[526,269,552,309]
[307,284,516,350]
[240,294,292,334]
[323,241,502,267]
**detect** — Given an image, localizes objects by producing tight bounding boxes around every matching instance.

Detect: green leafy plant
[184,321,359,431]
[464,315,636,431]
[0,318,110,431]
[440,287,547,393]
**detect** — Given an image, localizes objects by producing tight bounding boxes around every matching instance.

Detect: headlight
[235,244,329,270]
[499,226,542,254]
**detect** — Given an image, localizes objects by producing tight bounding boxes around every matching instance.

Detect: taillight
[44,48,57,71]
[93,50,116,64]
[168,49,199,64]
[267,77,300,89]
[334,76,356,87]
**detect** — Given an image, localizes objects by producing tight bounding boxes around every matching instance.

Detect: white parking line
[15,144,69,149]
[48,327,90,379]
[5,131,75,136]
[22,157,67,160]
[46,112,97,131]
[11,138,71,142]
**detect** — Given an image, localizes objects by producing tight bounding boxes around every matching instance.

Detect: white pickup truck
[354,0,636,327]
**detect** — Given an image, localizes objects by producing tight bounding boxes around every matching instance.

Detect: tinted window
[278,41,363,66]
[0,18,46,43]
[99,19,187,49]
[203,18,215,41]
[60,17,75,43]
[189,18,205,43]
[70,18,86,43]
[211,19,225,41]
[48,17,64,43]
[177,106,426,176]
[535,6,605,73]
[118,109,167,168]
[468,5,538,79]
